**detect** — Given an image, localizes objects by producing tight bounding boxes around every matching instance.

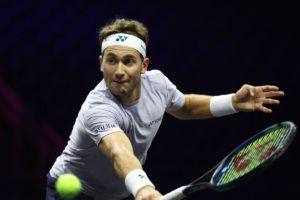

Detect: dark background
[1,0,299,199]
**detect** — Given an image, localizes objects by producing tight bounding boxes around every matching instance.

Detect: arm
[168,94,213,119]
[98,131,161,200]
[99,131,141,178]
[168,84,284,119]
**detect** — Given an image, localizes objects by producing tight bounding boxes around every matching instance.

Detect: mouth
[113,80,128,84]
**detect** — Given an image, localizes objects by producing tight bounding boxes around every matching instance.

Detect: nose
[114,62,125,79]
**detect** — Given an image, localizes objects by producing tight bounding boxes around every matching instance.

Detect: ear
[141,57,149,74]
[99,55,103,72]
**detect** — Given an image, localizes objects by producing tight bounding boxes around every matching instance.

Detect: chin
[111,88,128,96]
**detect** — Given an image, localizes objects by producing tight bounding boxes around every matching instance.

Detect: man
[46,18,284,200]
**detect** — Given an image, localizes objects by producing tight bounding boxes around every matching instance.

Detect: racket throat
[183,183,211,196]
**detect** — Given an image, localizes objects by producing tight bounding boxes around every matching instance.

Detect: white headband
[101,33,146,58]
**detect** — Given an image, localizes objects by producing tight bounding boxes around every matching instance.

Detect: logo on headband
[116,35,128,42]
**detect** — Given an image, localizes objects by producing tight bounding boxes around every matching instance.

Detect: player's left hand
[232,84,284,113]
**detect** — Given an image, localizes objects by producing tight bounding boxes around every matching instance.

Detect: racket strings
[215,125,291,186]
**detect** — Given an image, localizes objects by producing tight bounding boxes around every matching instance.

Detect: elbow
[173,95,194,119]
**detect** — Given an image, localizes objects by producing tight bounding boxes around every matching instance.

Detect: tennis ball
[55,173,81,199]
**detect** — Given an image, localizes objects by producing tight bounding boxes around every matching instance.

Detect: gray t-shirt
[49,70,185,200]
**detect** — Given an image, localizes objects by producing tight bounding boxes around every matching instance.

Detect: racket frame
[182,121,297,195]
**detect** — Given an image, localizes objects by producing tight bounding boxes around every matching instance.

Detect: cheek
[102,66,113,76]
[129,65,143,75]
[131,70,142,82]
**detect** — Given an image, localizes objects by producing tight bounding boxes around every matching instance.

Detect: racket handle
[160,186,187,200]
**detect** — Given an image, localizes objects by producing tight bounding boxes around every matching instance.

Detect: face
[100,45,149,103]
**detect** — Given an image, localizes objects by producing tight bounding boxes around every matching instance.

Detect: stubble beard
[108,77,141,102]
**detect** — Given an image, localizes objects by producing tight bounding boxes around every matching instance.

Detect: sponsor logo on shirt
[95,123,116,133]
[146,116,163,127]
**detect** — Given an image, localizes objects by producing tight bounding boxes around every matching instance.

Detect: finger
[258,105,272,113]
[263,91,285,98]
[248,86,256,96]
[256,85,280,92]
[262,98,280,105]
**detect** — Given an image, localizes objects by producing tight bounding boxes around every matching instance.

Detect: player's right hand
[135,185,162,200]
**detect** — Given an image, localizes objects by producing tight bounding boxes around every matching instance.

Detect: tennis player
[46,18,284,200]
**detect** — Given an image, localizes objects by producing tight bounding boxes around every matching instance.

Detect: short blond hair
[99,18,149,46]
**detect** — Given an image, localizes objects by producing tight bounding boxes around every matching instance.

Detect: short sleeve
[83,106,123,145]
[164,75,185,112]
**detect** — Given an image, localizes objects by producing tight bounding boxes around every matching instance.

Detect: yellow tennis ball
[55,173,81,199]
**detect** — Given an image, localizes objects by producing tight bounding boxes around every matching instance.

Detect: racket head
[209,121,297,191]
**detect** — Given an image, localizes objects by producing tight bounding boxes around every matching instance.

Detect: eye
[124,58,136,66]
[106,57,116,65]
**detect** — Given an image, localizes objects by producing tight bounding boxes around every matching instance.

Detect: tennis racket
[161,121,297,200]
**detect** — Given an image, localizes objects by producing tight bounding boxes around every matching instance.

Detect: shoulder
[79,93,124,128]
[79,103,125,132]
[142,69,168,86]
[83,80,120,115]
[143,69,165,78]
[82,102,121,120]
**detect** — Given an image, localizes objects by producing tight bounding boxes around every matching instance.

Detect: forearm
[99,132,142,180]
[170,94,213,119]
[111,146,142,179]
[99,132,157,198]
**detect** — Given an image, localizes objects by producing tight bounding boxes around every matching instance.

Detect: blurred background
[1,0,299,199]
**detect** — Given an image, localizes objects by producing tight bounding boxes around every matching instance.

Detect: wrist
[210,93,238,117]
[231,94,239,111]
[125,169,155,197]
